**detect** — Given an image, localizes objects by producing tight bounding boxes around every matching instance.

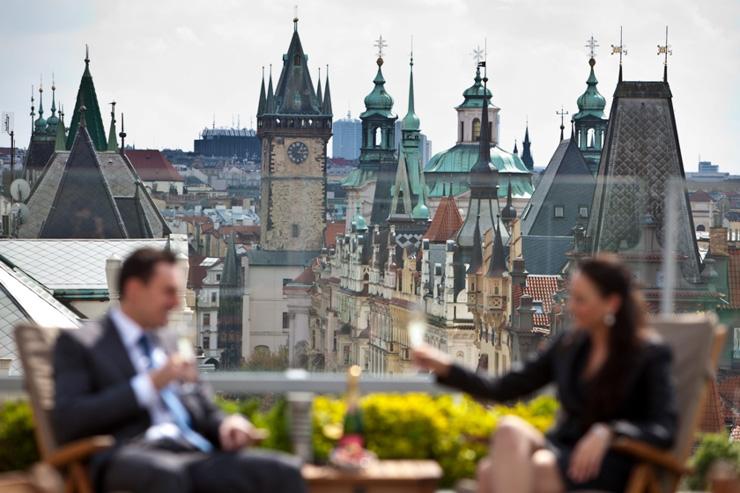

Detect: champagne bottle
[340,365,364,448]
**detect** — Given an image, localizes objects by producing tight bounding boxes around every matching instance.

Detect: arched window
[472,118,481,142]
[587,128,595,148]
[374,127,382,147]
[459,121,464,141]
[696,224,706,232]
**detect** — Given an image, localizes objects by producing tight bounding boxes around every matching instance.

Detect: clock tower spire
[256,17,332,252]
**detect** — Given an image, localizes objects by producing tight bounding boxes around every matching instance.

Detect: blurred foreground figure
[413,255,677,493]
[52,248,305,493]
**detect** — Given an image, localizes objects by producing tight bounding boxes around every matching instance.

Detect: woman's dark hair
[118,248,177,299]
[576,254,647,423]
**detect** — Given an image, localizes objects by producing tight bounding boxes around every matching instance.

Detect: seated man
[52,248,305,493]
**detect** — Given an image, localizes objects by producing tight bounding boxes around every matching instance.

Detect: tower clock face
[287,141,309,164]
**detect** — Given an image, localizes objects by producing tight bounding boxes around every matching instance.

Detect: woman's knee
[532,449,564,493]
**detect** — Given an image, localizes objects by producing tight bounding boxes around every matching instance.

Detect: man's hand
[219,415,268,452]
[149,354,198,390]
[568,423,612,484]
[410,344,453,378]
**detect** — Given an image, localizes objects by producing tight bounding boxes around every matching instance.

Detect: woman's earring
[603,313,616,326]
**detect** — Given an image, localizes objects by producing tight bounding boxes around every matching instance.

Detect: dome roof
[425,143,531,175]
[361,58,395,118]
[402,110,420,132]
[34,116,47,133]
[574,58,606,120]
[458,67,493,109]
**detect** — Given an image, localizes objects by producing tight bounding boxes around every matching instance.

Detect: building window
[216,274,221,281]
[554,205,565,218]
[472,118,481,142]
[211,292,217,303]
[203,336,210,349]
[343,345,351,365]
[459,121,464,141]
[282,312,289,329]
[203,313,211,327]
[579,206,589,218]
[293,54,301,65]
[292,224,299,238]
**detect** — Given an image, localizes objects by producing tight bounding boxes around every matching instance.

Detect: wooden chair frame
[14,324,114,493]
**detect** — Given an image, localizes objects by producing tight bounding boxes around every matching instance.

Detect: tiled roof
[424,195,463,243]
[718,374,740,424]
[728,249,740,309]
[324,222,345,248]
[0,238,177,291]
[125,150,184,182]
[689,190,713,202]
[0,258,80,375]
[699,377,725,433]
[523,275,560,328]
[521,235,572,275]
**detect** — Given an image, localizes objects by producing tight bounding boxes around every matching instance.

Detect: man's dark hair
[118,248,177,299]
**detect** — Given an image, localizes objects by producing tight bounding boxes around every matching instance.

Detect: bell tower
[256,17,332,251]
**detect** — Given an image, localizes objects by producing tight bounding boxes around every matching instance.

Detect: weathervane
[658,25,672,81]
[556,105,569,142]
[611,26,628,81]
[374,35,388,60]
[585,35,599,59]
[472,44,485,65]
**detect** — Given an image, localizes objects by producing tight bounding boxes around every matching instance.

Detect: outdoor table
[302,460,443,493]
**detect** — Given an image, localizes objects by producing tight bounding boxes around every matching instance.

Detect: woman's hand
[411,344,453,378]
[568,423,613,484]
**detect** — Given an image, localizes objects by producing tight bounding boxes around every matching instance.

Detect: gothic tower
[572,55,608,174]
[256,18,332,252]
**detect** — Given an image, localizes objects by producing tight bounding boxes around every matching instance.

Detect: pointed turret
[107,102,119,151]
[46,76,60,133]
[401,54,420,132]
[573,54,608,174]
[469,65,494,192]
[411,169,430,220]
[513,140,518,155]
[257,67,267,116]
[315,67,323,109]
[322,66,332,115]
[66,46,108,151]
[54,108,67,151]
[521,124,534,171]
[468,214,483,274]
[266,66,275,113]
[34,83,47,133]
[501,181,517,225]
[486,219,507,277]
[217,232,243,368]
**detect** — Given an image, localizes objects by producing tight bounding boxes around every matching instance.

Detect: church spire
[107,101,119,151]
[469,62,496,196]
[257,66,266,116]
[34,79,46,133]
[66,46,108,151]
[401,49,420,132]
[266,65,275,113]
[513,140,518,155]
[486,218,507,277]
[521,122,533,170]
[468,214,483,274]
[322,65,332,115]
[315,67,323,109]
[46,74,60,132]
[54,105,67,151]
[29,85,35,134]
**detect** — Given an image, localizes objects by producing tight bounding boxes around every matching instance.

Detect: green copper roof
[342,167,376,188]
[427,174,533,199]
[351,205,368,231]
[573,58,606,120]
[46,85,60,132]
[54,112,67,151]
[458,66,493,109]
[361,58,395,119]
[66,52,108,151]
[107,106,119,152]
[425,143,531,174]
[401,57,420,131]
[34,87,47,132]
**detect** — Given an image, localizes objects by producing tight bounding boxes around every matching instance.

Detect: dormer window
[294,54,301,65]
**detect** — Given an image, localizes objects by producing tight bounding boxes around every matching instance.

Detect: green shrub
[687,433,740,490]
[0,400,39,472]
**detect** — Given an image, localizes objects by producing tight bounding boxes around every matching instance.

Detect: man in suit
[52,248,306,493]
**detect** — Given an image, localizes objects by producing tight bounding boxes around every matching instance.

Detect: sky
[1,0,739,173]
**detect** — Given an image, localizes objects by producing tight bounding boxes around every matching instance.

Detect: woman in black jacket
[412,256,677,493]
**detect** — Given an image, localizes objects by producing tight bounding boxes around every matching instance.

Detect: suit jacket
[438,330,678,448]
[52,314,225,473]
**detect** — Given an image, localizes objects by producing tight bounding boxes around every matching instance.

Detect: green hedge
[0,400,38,472]
[686,433,740,490]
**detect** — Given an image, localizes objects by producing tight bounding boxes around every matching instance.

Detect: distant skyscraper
[194,127,260,161]
[332,111,362,160]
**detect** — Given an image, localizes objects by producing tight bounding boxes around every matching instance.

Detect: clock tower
[257,17,332,251]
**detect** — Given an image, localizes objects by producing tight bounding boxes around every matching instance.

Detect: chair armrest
[611,437,690,475]
[44,436,114,468]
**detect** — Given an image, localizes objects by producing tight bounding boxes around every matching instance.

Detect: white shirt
[110,308,183,441]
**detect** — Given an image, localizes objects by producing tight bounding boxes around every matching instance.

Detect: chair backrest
[13,324,62,459]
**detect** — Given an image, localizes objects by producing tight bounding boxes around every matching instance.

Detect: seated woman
[412,256,677,493]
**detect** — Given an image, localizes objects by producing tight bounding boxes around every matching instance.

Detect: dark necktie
[137,333,213,452]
